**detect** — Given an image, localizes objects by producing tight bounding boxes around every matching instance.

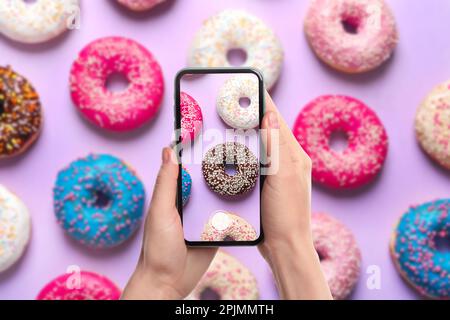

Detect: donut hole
[93,190,111,208]
[239,97,251,109]
[341,16,360,34]
[224,164,237,176]
[23,0,38,4]
[224,235,235,242]
[200,287,221,300]
[105,72,130,93]
[329,130,349,152]
[316,250,326,261]
[435,233,450,252]
[227,48,248,66]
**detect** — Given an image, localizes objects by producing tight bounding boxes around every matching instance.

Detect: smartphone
[175,68,265,246]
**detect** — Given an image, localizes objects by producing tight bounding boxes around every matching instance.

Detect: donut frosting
[117,0,165,11]
[201,211,257,242]
[415,80,450,170]
[217,75,260,129]
[0,66,42,159]
[294,95,388,189]
[37,271,121,300]
[0,0,79,44]
[0,185,31,273]
[390,199,450,299]
[187,250,259,300]
[180,92,203,143]
[53,154,145,249]
[312,213,361,299]
[304,0,398,73]
[181,167,192,206]
[189,9,284,90]
[202,142,259,196]
[70,37,164,131]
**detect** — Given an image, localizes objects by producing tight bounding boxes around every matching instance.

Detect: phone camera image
[176,69,264,245]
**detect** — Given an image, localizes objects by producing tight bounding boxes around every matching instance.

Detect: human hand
[259,93,332,300]
[121,148,217,300]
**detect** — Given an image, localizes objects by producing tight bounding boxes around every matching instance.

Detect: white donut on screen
[0,0,79,44]
[188,9,284,90]
[0,185,31,273]
[217,75,260,129]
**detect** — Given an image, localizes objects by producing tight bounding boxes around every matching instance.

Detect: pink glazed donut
[36,271,121,300]
[117,0,166,11]
[304,0,398,73]
[70,37,164,132]
[180,92,203,143]
[312,213,361,299]
[294,95,388,189]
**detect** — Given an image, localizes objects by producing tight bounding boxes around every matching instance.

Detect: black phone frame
[174,67,265,247]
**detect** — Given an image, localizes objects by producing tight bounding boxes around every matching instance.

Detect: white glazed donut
[0,185,31,273]
[189,10,284,90]
[0,0,79,44]
[187,251,259,300]
[217,75,260,129]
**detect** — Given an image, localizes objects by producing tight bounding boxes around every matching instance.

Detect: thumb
[149,147,179,212]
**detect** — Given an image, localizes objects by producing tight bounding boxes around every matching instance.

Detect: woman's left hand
[122,147,218,300]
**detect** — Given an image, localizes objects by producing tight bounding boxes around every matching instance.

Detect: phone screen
[175,69,264,246]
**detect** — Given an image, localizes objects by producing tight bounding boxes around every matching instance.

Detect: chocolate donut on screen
[202,142,259,197]
[0,66,42,159]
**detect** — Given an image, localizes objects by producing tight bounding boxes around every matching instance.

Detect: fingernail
[162,148,170,164]
[268,112,279,129]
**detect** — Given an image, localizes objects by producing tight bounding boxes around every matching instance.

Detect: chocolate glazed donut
[0,66,42,159]
[202,142,259,197]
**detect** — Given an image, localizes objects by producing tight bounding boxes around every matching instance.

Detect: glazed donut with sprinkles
[53,154,145,249]
[37,271,121,300]
[201,210,258,242]
[0,66,42,159]
[415,80,450,170]
[202,142,259,197]
[0,0,79,44]
[189,9,284,90]
[293,95,388,189]
[304,0,398,73]
[187,250,259,300]
[391,199,450,299]
[312,213,361,299]
[70,37,164,132]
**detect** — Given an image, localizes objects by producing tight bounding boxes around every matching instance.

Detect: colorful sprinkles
[187,250,259,300]
[0,66,42,159]
[36,270,121,300]
[53,154,146,249]
[415,80,450,170]
[202,142,259,197]
[293,95,388,189]
[391,199,450,299]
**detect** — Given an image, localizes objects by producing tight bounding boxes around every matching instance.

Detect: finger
[182,247,218,291]
[150,147,179,212]
[263,93,306,169]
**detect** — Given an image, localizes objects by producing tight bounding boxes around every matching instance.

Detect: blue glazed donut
[391,199,450,299]
[181,167,192,206]
[53,154,146,249]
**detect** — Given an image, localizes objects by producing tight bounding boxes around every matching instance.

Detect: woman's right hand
[259,93,332,300]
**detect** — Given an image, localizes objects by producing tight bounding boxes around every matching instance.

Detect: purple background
[181,73,261,242]
[0,0,449,300]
